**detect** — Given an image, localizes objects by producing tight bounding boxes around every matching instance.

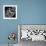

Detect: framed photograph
[3,5,17,19]
[18,24,46,42]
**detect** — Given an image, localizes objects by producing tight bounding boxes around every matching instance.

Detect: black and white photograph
[18,25,46,46]
[3,5,17,19]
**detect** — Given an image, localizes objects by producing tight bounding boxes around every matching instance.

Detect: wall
[20,0,46,24]
[0,0,19,44]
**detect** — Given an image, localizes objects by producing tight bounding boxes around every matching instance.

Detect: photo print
[3,5,17,19]
[18,25,46,41]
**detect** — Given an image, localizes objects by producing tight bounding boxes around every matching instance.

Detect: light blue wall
[0,0,20,44]
[20,0,46,24]
[0,0,46,44]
